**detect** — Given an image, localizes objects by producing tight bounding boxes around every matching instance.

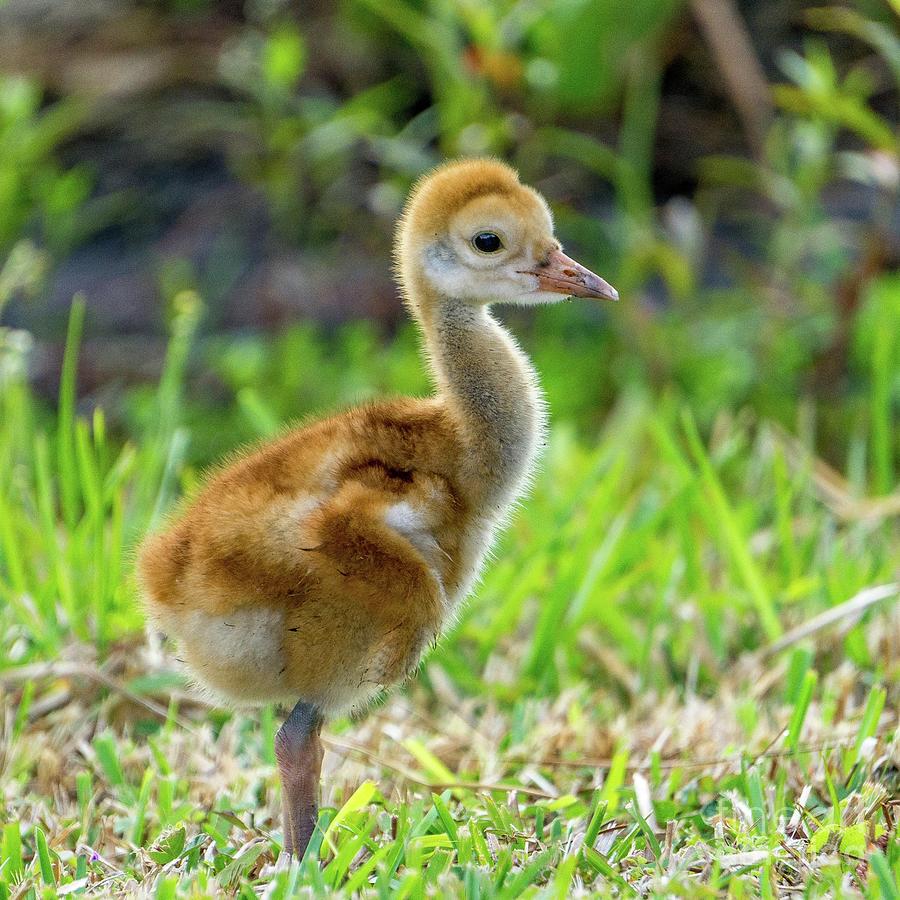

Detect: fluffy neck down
[416,291,546,514]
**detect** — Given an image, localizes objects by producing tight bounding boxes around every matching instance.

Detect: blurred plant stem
[689,0,773,159]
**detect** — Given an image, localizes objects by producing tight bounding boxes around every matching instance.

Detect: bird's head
[396,158,618,309]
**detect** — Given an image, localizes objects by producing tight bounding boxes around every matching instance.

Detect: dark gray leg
[274,700,324,859]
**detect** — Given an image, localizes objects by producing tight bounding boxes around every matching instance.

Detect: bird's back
[137,396,495,711]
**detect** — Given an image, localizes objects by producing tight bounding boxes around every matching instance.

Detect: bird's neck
[414,289,546,511]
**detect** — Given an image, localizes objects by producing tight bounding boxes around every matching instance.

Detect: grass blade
[681,408,781,639]
[57,295,86,530]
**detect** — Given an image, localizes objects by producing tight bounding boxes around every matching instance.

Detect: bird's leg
[274,700,324,860]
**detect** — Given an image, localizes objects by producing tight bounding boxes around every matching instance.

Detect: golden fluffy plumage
[138,157,617,857]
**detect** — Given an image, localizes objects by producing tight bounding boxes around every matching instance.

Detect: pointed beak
[521,248,619,301]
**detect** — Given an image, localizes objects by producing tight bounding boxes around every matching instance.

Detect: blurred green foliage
[3,292,897,692]
[215,0,684,245]
[216,21,418,242]
[0,8,898,892]
[119,0,899,478]
[0,78,91,256]
[351,0,681,148]
[0,0,897,481]
[121,259,897,500]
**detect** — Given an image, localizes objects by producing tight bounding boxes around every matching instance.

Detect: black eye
[472,231,503,253]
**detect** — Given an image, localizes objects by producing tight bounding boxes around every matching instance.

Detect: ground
[1,367,898,896]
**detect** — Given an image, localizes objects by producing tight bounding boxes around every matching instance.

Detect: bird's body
[139,385,537,715]
[138,158,617,858]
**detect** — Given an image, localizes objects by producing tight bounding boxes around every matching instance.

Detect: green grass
[1,1,897,893]
[0,300,898,897]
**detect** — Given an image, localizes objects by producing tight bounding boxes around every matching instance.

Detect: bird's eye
[472,231,503,253]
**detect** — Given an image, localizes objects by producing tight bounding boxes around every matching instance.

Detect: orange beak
[521,248,618,301]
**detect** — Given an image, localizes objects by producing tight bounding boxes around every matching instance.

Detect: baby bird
[138,159,617,860]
